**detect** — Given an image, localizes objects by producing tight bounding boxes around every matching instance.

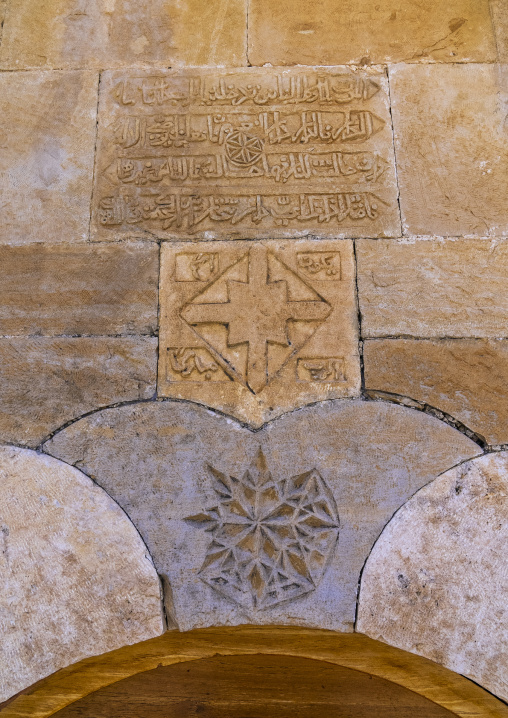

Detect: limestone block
[44,400,479,633]
[0,0,247,69]
[357,452,508,702]
[158,239,360,427]
[248,0,497,66]
[0,243,159,336]
[0,337,157,447]
[389,64,508,237]
[0,71,98,244]
[364,339,508,446]
[357,238,508,337]
[491,0,508,61]
[0,0,6,42]
[92,67,400,241]
[0,445,164,702]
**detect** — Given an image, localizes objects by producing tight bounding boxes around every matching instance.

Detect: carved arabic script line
[111,111,384,150]
[105,151,387,186]
[112,73,380,108]
[98,192,387,230]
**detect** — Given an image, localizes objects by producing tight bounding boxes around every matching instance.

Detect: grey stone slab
[45,399,479,633]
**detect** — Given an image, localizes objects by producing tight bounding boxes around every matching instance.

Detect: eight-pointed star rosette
[185,448,340,611]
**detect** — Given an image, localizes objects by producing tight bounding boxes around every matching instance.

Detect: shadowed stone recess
[0,337,157,447]
[248,0,497,66]
[389,63,508,237]
[357,238,508,338]
[0,71,98,244]
[44,400,479,633]
[0,243,159,337]
[0,446,164,702]
[364,339,508,446]
[358,452,508,703]
[0,0,247,69]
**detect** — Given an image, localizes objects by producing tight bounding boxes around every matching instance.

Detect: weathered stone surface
[0,445,164,702]
[0,337,157,447]
[92,67,400,241]
[45,400,479,633]
[389,64,508,237]
[491,0,508,61]
[248,0,497,66]
[364,339,508,446]
[0,71,98,244]
[357,238,508,337]
[158,239,360,426]
[358,452,508,702]
[0,0,247,69]
[0,243,159,337]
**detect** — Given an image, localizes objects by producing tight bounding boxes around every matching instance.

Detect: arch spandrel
[44,399,479,633]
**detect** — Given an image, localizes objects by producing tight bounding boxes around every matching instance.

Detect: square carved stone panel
[158,239,360,426]
[92,68,400,240]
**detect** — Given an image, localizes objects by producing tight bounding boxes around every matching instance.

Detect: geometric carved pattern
[185,448,340,610]
[181,245,332,393]
[158,238,362,427]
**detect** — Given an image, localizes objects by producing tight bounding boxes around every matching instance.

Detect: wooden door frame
[2,626,507,718]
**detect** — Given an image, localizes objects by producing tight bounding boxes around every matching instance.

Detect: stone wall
[0,0,507,706]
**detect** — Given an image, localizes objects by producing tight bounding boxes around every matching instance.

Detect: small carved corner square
[296,357,346,383]
[165,347,230,383]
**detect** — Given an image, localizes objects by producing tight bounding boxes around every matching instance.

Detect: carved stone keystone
[158,239,361,426]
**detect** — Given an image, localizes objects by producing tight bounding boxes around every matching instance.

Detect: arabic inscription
[93,68,399,238]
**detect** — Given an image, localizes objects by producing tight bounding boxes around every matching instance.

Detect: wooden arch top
[2,627,507,718]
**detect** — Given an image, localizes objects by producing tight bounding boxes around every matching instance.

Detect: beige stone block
[248,0,497,66]
[491,0,508,61]
[92,67,400,241]
[0,337,157,447]
[390,64,508,237]
[0,445,164,702]
[158,239,360,426]
[357,238,508,337]
[0,243,159,337]
[0,0,7,42]
[358,452,508,702]
[0,71,98,244]
[364,339,508,446]
[0,0,247,69]
[45,400,479,632]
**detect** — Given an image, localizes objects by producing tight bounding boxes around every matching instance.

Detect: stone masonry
[1,0,508,708]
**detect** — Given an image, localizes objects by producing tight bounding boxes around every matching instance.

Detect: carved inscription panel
[158,239,361,426]
[93,68,400,239]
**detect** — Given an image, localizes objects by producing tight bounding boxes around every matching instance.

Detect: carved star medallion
[185,448,340,611]
[180,244,332,393]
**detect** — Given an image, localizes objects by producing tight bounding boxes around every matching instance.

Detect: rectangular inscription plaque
[92,68,400,240]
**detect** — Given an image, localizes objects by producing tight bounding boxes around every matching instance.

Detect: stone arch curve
[0,445,164,702]
[357,452,508,702]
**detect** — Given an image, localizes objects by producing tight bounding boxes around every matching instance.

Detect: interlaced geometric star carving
[225,130,265,166]
[185,448,340,611]
[180,245,332,393]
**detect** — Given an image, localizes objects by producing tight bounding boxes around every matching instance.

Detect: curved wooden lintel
[2,626,507,718]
